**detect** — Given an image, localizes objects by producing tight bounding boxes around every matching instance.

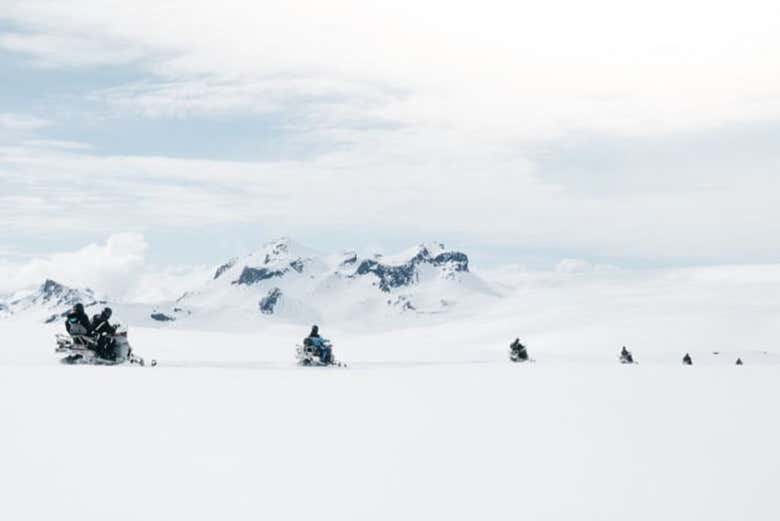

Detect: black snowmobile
[56,325,154,366]
[509,339,532,363]
[619,346,635,364]
[296,337,346,367]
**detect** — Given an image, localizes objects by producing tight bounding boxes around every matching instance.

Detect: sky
[1,0,780,292]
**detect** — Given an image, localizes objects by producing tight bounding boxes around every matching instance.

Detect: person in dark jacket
[303,325,331,364]
[65,303,92,338]
[510,338,529,361]
[620,346,634,364]
[91,307,116,336]
[304,325,320,342]
[91,307,117,359]
[736,358,744,365]
[682,353,693,365]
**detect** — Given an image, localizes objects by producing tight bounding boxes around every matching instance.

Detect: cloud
[2,137,780,266]
[0,113,51,131]
[125,264,214,303]
[0,232,218,303]
[0,233,148,299]
[20,139,94,151]
[2,1,780,266]
[4,0,780,138]
[89,76,404,123]
[0,25,159,68]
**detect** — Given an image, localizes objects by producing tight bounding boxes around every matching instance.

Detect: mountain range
[0,238,500,329]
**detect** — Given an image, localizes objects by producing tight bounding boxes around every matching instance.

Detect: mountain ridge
[0,238,499,329]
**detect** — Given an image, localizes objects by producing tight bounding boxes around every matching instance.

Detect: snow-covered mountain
[158,238,498,328]
[0,239,500,329]
[0,279,102,323]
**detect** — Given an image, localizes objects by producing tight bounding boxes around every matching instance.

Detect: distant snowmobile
[56,325,154,366]
[682,353,693,366]
[509,338,532,363]
[620,346,635,364]
[295,337,346,367]
[736,358,744,365]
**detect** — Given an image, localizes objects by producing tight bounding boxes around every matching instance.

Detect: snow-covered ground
[1,353,778,520]
[2,262,780,520]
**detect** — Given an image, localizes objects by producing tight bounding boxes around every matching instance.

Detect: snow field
[1,363,777,521]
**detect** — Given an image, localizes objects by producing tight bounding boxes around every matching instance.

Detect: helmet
[311,325,319,335]
[73,303,84,314]
[101,307,112,320]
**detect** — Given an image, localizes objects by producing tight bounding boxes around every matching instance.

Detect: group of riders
[64,303,119,360]
[510,342,741,365]
[61,303,746,366]
[509,340,638,364]
[62,303,336,365]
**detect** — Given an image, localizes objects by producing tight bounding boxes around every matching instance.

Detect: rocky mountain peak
[354,243,469,292]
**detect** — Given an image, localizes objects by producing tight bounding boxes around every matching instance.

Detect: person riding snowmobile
[509,338,529,362]
[303,325,332,364]
[91,307,118,360]
[620,346,634,364]
[682,353,693,365]
[65,303,92,340]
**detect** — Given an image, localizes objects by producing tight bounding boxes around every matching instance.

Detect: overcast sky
[2,0,780,279]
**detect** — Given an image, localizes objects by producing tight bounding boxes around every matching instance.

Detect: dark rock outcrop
[357,260,419,292]
[263,240,291,265]
[341,252,358,266]
[289,259,305,273]
[354,246,469,292]
[259,288,283,315]
[232,267,286,286]
[432,252,469,272]
[214,258,237,279]
[40,279,64,298]
[38,279,96,307]
[232,258,308,286]
[151,312,175,322]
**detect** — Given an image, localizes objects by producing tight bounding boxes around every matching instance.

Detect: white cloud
[2,1,780,265]
[20,139,94,151]
[89,76,400,122]
[556,259,595,274]
[0,233,216,303]
[2,139,780,264]
[0,26,157,68]
[4,0,780,137]
[0,113,51,131]
[126,264,214,303]
[0,233,148,299]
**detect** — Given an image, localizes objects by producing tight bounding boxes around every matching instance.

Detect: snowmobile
[509,341,532,363]
[56,325,155,366]
[295,338,346,367]
[620,347,635,364]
